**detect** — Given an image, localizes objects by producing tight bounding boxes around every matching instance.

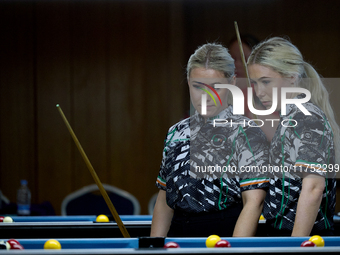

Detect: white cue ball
[0,240,10,250]
[3,216,13,223]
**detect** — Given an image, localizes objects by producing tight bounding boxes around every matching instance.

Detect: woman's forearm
[150,190,174,237]
[291,174,324,236]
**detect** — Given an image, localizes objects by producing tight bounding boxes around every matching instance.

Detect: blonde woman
[248,37,340,236]
[151,43,269,237]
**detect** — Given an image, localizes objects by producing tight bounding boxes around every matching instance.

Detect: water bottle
[17,180,31,215]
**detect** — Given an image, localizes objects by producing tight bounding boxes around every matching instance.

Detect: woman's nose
[205,93,212,102]
[255,85,265,98]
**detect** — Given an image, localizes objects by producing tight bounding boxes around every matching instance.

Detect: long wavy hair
[248,37,340,163]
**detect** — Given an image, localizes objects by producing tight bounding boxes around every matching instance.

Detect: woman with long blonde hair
[151,43,269,237]
[248,37,339,236]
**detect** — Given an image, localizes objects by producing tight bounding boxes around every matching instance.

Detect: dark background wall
[1,0,340,215]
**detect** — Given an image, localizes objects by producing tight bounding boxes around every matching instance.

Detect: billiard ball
[5,242,10,250]
[96,214,109,222]
[300,240,316,247]
[6,239,21,249]
[205,235,221,248]
[215,239,231,248]
[0,216,4,222]
[2,216,13,223]
[6,239,19,245]
[10,243,24,250]
[44,239,62,249]
[163,242,180,248]
[309,235,325,247]
[7,240,24,250]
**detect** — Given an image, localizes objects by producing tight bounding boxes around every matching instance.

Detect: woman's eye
[193,84,201,89]
[262,80,270,85]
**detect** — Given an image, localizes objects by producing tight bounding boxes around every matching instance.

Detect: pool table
[1,215,340,238]
[0,215,152,238]
[1,237,340,254]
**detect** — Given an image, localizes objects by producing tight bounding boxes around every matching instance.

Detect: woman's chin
[199,110,218,118]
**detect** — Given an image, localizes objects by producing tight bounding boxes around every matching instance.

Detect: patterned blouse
[156,105,269,213]
[263,94,336,232]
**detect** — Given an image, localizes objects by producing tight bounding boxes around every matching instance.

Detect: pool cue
[234,21,260,123]
[56,104,130,238]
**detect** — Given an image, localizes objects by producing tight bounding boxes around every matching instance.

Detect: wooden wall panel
[107,1,186,211]
[0,3,36,202]
[70,1,108,189]
[107,1,151,206]
[35,1,73,213]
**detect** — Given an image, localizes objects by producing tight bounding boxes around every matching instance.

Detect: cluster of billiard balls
[0,214,111,250]
[300,235,325,247]
[0,216,14,223]
[163,235,325,249]
[0,239,24,250]
[0,214,108,250]
[0,216,22,249]
[205,235,231,248]
[0,239,62,250]
[163,235,231,249]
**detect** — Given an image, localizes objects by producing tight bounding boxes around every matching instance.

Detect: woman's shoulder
[285,94,326,120]
[289,101,327,124]
[286,101,332,138]
[163,117,191,145]
[167,117,190,133]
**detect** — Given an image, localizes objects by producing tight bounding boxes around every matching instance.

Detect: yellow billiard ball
[309,235,325,247]
[205,235,221,248]
[44,239,61,249]
[96,214,109,222]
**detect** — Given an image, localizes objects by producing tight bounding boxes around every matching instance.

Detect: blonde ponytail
[303,62,340,163]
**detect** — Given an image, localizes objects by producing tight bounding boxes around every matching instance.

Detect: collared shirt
[263,94,336,231]
[156,105,269,213]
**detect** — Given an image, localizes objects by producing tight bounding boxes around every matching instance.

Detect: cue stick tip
[56,104,60,108]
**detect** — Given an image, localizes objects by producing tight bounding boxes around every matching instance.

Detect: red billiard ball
[7,239,19,247]
[163,242,180,248]
[6,239,24,250]
[11,244,24,250]
[215,240,231,248]
[300,240,316,247]
[0,216,4,222]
